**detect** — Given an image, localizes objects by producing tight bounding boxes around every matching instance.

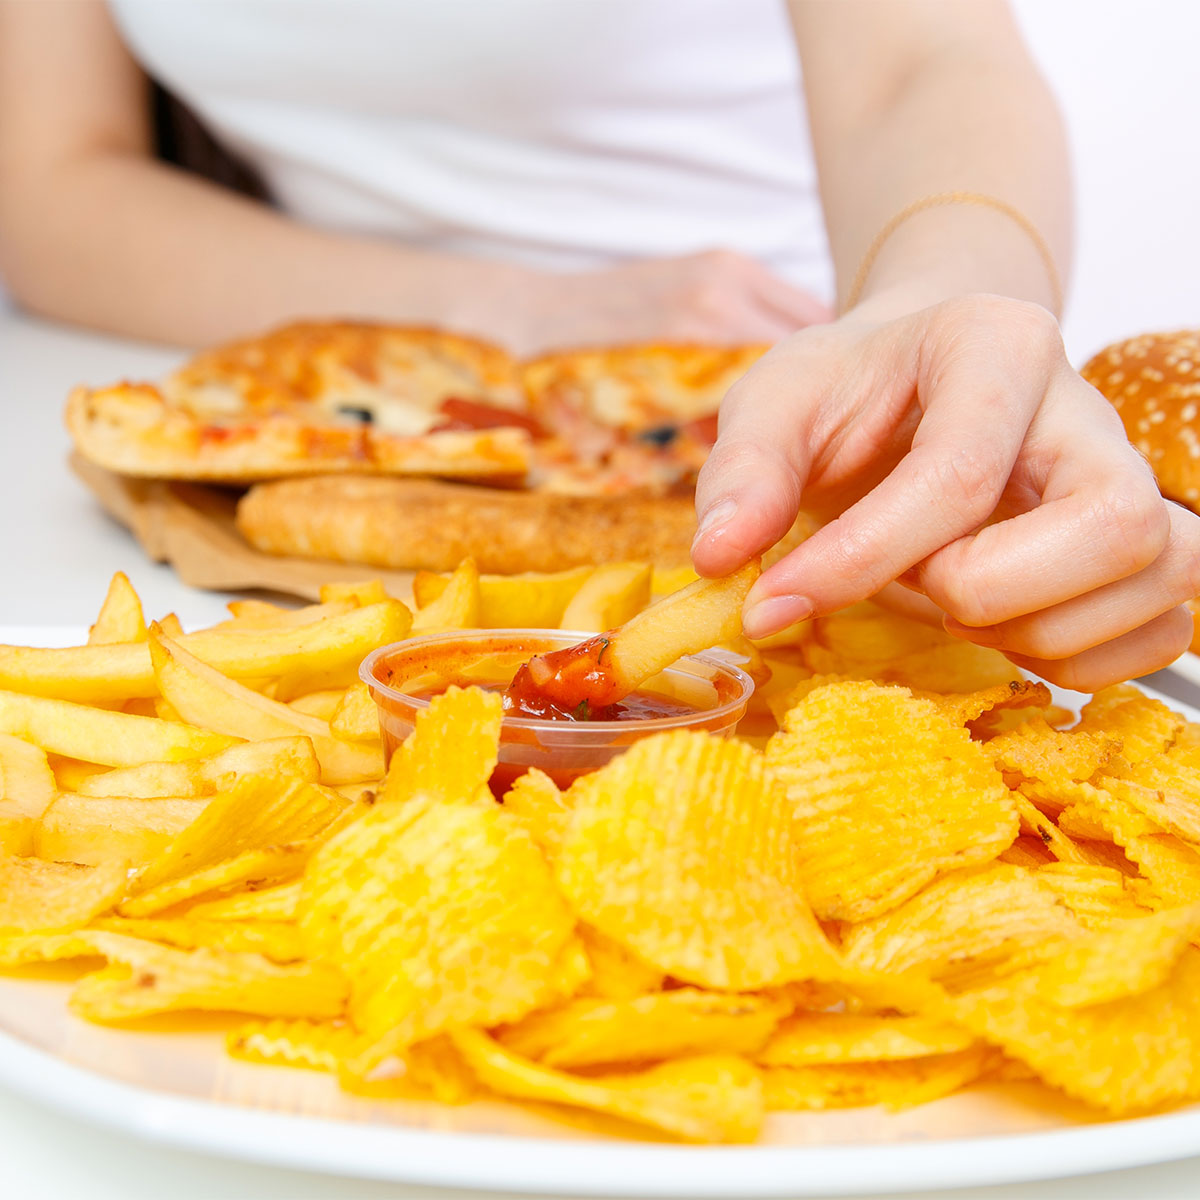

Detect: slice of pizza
[66,322,534,482]
[520,342,768,494]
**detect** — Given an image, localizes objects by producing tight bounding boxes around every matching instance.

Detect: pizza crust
[235,475,699,573]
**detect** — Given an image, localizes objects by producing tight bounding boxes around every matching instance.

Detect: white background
[1,2,1200,1198]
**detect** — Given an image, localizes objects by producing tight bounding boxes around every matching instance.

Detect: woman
[1,0,1195,688]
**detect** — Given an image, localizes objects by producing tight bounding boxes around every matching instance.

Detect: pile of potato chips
[3,563,1200,1143]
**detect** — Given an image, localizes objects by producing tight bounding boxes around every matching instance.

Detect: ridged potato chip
[1030,904,1200,1007]
[1012,793,1088,866]
[91,916,304,963]
[555,731,837,990]
[1077,686,1184,764]
[757,1013,975,1067]
[502,768,570,854]
[499,988,789,1068]
[451,1028,764,1143]
[228,1018,362,1073]
[1034,862,1146,928]
[120,844,313,918]
[336,1034,479,1104]
[997,836,1056,870]
[990,717,1119,788]
[762,1047,993,1112]
[187,880,301,922]
[940,944,1200,1113]
[577,926,664,1000]
[766,683,1018,922]
[381,686,503,809]
[922,681,1053,729]
[0,857,127,936]
[300,799,578,1059]
[36,793,207,867]
[128,773,347,897]
[841,864,1084,988]
[1099,760,1200,844]
[69,935,347,1023]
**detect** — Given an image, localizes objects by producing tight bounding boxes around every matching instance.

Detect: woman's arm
[693,0,1200,689]
[791,0,1071,318]
[0,1,828,351]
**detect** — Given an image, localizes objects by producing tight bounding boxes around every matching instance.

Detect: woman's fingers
[942,503,1200,659]
[1002,606,1193,692]
[743,308,1051,634]
[914,375,1170,626]
[691,350,815,578]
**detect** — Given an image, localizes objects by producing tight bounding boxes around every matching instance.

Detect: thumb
[691,393,808,578]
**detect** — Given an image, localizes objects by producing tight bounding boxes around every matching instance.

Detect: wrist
[841,199,1067,323]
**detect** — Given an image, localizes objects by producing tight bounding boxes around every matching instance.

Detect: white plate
[2,630,1199,1197]
[1164,649,1200,690]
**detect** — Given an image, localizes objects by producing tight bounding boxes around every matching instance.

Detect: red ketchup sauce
[365,632,749,796]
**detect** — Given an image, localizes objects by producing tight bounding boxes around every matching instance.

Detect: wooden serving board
[70,455,415,603]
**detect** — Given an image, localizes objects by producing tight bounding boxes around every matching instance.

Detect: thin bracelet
[842,190,1064,316]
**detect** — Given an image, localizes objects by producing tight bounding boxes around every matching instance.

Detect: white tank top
[110,0,833,301]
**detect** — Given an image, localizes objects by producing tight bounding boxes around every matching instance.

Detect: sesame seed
[1184,404,1197,421]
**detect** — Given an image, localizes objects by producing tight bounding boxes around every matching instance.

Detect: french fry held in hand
[503,560,760,718]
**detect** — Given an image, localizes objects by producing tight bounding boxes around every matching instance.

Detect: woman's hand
[691,293,1200,690]
[506,250,832,355]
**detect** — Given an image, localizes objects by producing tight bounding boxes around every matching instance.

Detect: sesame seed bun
[1081,330,1200,510]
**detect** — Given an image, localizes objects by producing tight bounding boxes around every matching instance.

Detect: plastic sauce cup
[360,628,755,794]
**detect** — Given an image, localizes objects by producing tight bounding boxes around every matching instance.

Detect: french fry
[559,563,652,633]
[288,689,347,721]
[78,737,319,799]
[158,613,185,638]
[0,733,57,855]
[414,565,593,628]
[328,681,380,742]
[213,599,356,631]
[87,572,148,646]
[0,689,239,767]
[506,560,760,712]
[318,580,390,606]
[47,755,109,792]
[411,557,480,632]
[0,601,411,705]
[148,628,382,785]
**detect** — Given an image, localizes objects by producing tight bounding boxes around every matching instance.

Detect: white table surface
[3,307,1200,1198]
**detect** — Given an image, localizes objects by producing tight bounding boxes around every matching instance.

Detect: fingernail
[944,618,1001,647]
[743,595,814,640]
[694,499,737,540]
